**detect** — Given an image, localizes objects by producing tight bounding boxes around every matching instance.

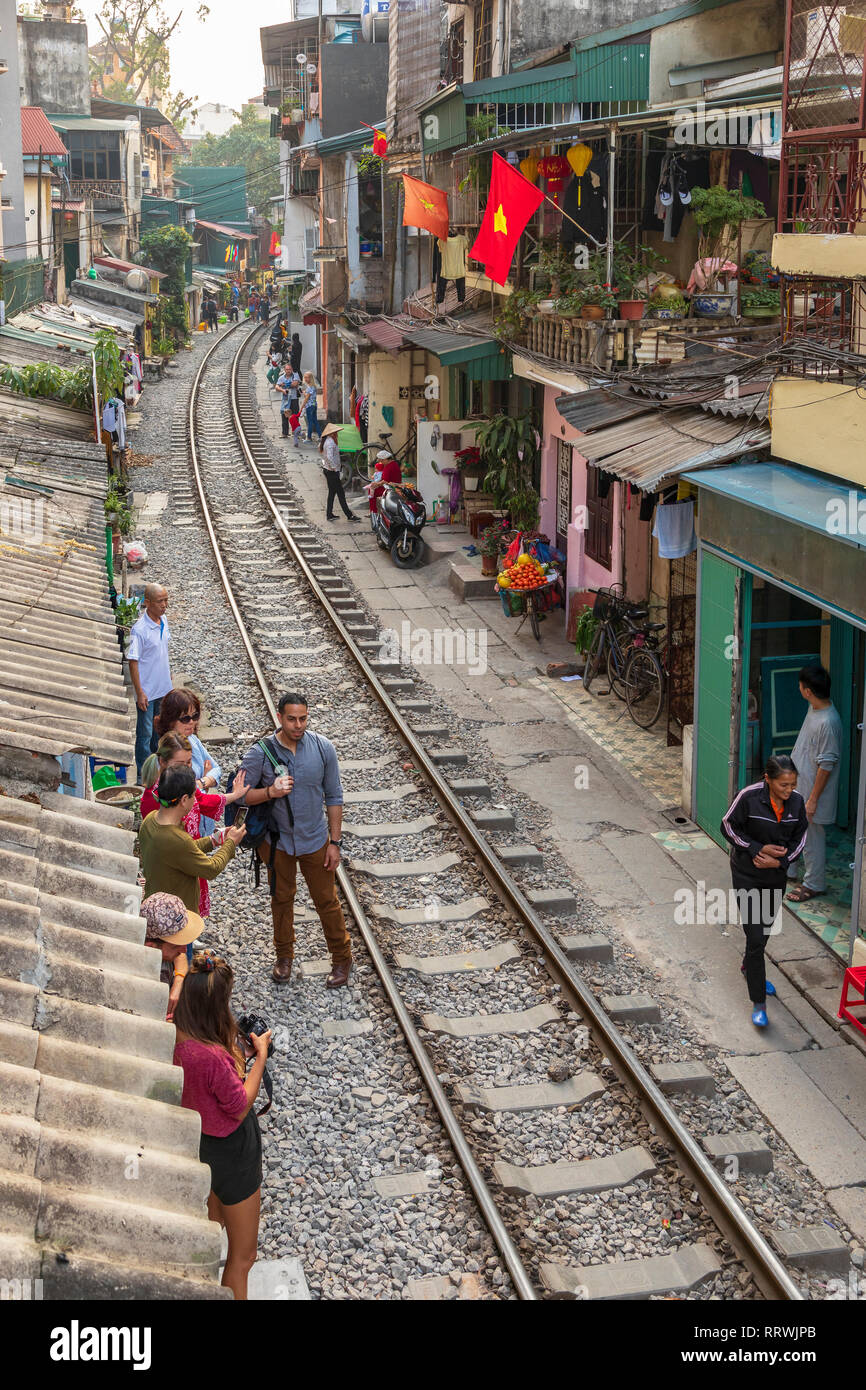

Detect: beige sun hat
[320,421,342,440]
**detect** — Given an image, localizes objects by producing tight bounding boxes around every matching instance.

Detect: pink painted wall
[540,386,623,601]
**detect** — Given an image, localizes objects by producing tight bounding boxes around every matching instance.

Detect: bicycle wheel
[582,626,605,692]
[625,648,665,729]
[529,596,541,641]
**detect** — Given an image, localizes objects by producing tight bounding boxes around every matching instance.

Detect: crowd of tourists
[129,583,352,1298]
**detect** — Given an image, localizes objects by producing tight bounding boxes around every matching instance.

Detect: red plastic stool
[838,966,866,1037]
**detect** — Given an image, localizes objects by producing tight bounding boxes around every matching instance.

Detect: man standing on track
[127,583,172,780]
[239,692,353,989]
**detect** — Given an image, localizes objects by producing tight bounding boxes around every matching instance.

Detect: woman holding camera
[173,950,271,1300]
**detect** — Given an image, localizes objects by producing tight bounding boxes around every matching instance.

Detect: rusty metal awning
[578,408,771,492]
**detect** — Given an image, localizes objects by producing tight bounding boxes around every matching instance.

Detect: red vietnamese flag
[361,121,388,157]
[470,152,544,286]
[402,174,449,240]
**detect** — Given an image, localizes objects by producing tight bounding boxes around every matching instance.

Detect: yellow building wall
[772,232,866,278]
[22,174,53,260]
[771,377,866,484]
[367,350,413,447]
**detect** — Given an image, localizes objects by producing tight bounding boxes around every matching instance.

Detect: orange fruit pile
[498,555,548,590]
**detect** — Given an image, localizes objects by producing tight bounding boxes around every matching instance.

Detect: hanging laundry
[436,233,468,305]
[652,498,696,558]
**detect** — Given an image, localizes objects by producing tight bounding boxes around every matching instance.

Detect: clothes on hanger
[436,234,468,305]
[560,170,606,247]
[102,396,127,450]
[652,497,696,558]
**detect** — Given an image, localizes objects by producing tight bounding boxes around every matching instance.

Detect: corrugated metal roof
[0,789,228,1299]
[579,408,771,491]
[20,108,68,158]
[361,319,405,353]
[0,445,136,769]
[195,219,257,240]
[466,44,650,106]
[94,256,165,281]
[555,387,653,433]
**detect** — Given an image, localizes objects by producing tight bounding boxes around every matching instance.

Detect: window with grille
[304,226,319,271]
[473,0,493,80]
[446,19,464,84]
[585,468,613,569]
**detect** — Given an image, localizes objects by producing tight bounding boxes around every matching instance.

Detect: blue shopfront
[686,461,866,963]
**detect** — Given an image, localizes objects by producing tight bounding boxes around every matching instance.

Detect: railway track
[176,319,802,1301]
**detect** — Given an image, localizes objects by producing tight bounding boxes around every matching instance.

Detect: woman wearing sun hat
[142,891,205,1020]
[319,422,360,523]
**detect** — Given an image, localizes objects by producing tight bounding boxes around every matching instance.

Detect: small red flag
[361,122,388,157]
[402,174,449,240]
[470,152,544,287]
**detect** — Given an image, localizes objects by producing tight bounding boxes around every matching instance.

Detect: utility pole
[36,146,43,260]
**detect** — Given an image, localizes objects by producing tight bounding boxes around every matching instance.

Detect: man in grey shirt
[240,691,352,987]
[788,663,843,902]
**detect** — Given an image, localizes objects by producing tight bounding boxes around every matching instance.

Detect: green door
[695,551,740,847]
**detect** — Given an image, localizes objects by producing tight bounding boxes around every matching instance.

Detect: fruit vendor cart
[496,546,563,641]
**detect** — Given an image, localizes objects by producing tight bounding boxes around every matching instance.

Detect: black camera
[237,1012,274,1058]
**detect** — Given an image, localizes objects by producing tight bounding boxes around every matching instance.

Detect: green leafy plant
[357,146,384,179]
[648,291,689,315]
[93,329,124,400]
[689,186,767,270]
[114,595,141,628]
[574,605,600,656]
[473,412,539,504]
[466,111,511,143]
[153,337,176,355]
[507,485,541,532]
[611,244,669,298]
[480,523,505,558]
[576,282,620,310]
[139,224,193,343]
[740,285,781,311]
[493,287,540,338]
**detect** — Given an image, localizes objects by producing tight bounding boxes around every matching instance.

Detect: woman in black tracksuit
[721,755,808,1027]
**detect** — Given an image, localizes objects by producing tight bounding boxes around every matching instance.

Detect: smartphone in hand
[234,806,248,828]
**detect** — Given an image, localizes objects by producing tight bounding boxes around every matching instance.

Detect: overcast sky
[78,0,274,113]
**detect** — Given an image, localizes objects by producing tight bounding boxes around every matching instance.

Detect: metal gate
[666,551,697,748]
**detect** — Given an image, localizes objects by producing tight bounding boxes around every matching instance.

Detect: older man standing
[127,583,172,780]
[239,692,352,988]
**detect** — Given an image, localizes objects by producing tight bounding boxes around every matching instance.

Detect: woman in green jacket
[139,765,246,911]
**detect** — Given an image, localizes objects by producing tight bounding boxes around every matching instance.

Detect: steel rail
[187,322,539,1300]
[225,327,803,1303]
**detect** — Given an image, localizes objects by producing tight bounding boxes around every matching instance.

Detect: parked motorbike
[372,482,427,568]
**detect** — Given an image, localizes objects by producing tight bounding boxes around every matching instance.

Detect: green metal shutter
[695,551,739,847]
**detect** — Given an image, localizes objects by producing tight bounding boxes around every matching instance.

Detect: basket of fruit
[496,552,558,616]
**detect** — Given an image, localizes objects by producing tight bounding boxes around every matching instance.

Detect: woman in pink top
[173,951,271,1301]
[140,732,246,917]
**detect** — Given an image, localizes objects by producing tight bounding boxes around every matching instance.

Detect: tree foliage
[176,106,280,217]
[139,224,192,341]
[89,0,209,127]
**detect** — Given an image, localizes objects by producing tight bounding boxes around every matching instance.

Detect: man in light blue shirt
[127,584,172,779]
[788,663,843,902]
[240,692,351,988]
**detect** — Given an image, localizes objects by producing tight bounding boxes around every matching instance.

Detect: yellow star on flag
[420,197,435,213]
[493,204,508,236]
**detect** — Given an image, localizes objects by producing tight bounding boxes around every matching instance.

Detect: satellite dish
[306,62,317,74]
[125,268,150,293]
[296,52,307,64]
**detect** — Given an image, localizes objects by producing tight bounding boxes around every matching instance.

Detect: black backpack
[225,736,294,846]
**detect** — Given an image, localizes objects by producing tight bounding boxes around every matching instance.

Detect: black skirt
[200,1109,262,1206]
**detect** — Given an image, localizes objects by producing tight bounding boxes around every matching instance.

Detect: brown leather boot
[326,959,351,989]
[272,957,293,984]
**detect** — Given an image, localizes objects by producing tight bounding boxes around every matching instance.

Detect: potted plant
[535,243,576,299]
[577,283,620,320]
[612,244,668,320]
[480,523,504,577]
[648,290,689,320]
[689,186,766,316]
[740,286,781,320]
[474,411,540,506]
[113,595,141,651]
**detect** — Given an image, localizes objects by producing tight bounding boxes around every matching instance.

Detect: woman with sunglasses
[156,688,224,834]
[140,732,247,918]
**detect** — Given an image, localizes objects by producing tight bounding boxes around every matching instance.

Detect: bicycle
[340,425,417,490]
[624,625,670,729]
[583,585,656,698]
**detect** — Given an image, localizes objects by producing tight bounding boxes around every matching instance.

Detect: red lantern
[537,154,570,201]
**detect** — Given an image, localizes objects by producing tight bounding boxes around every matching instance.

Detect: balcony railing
[778,137,866,233]
[779,276,866,374]
[68,179,125,205]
